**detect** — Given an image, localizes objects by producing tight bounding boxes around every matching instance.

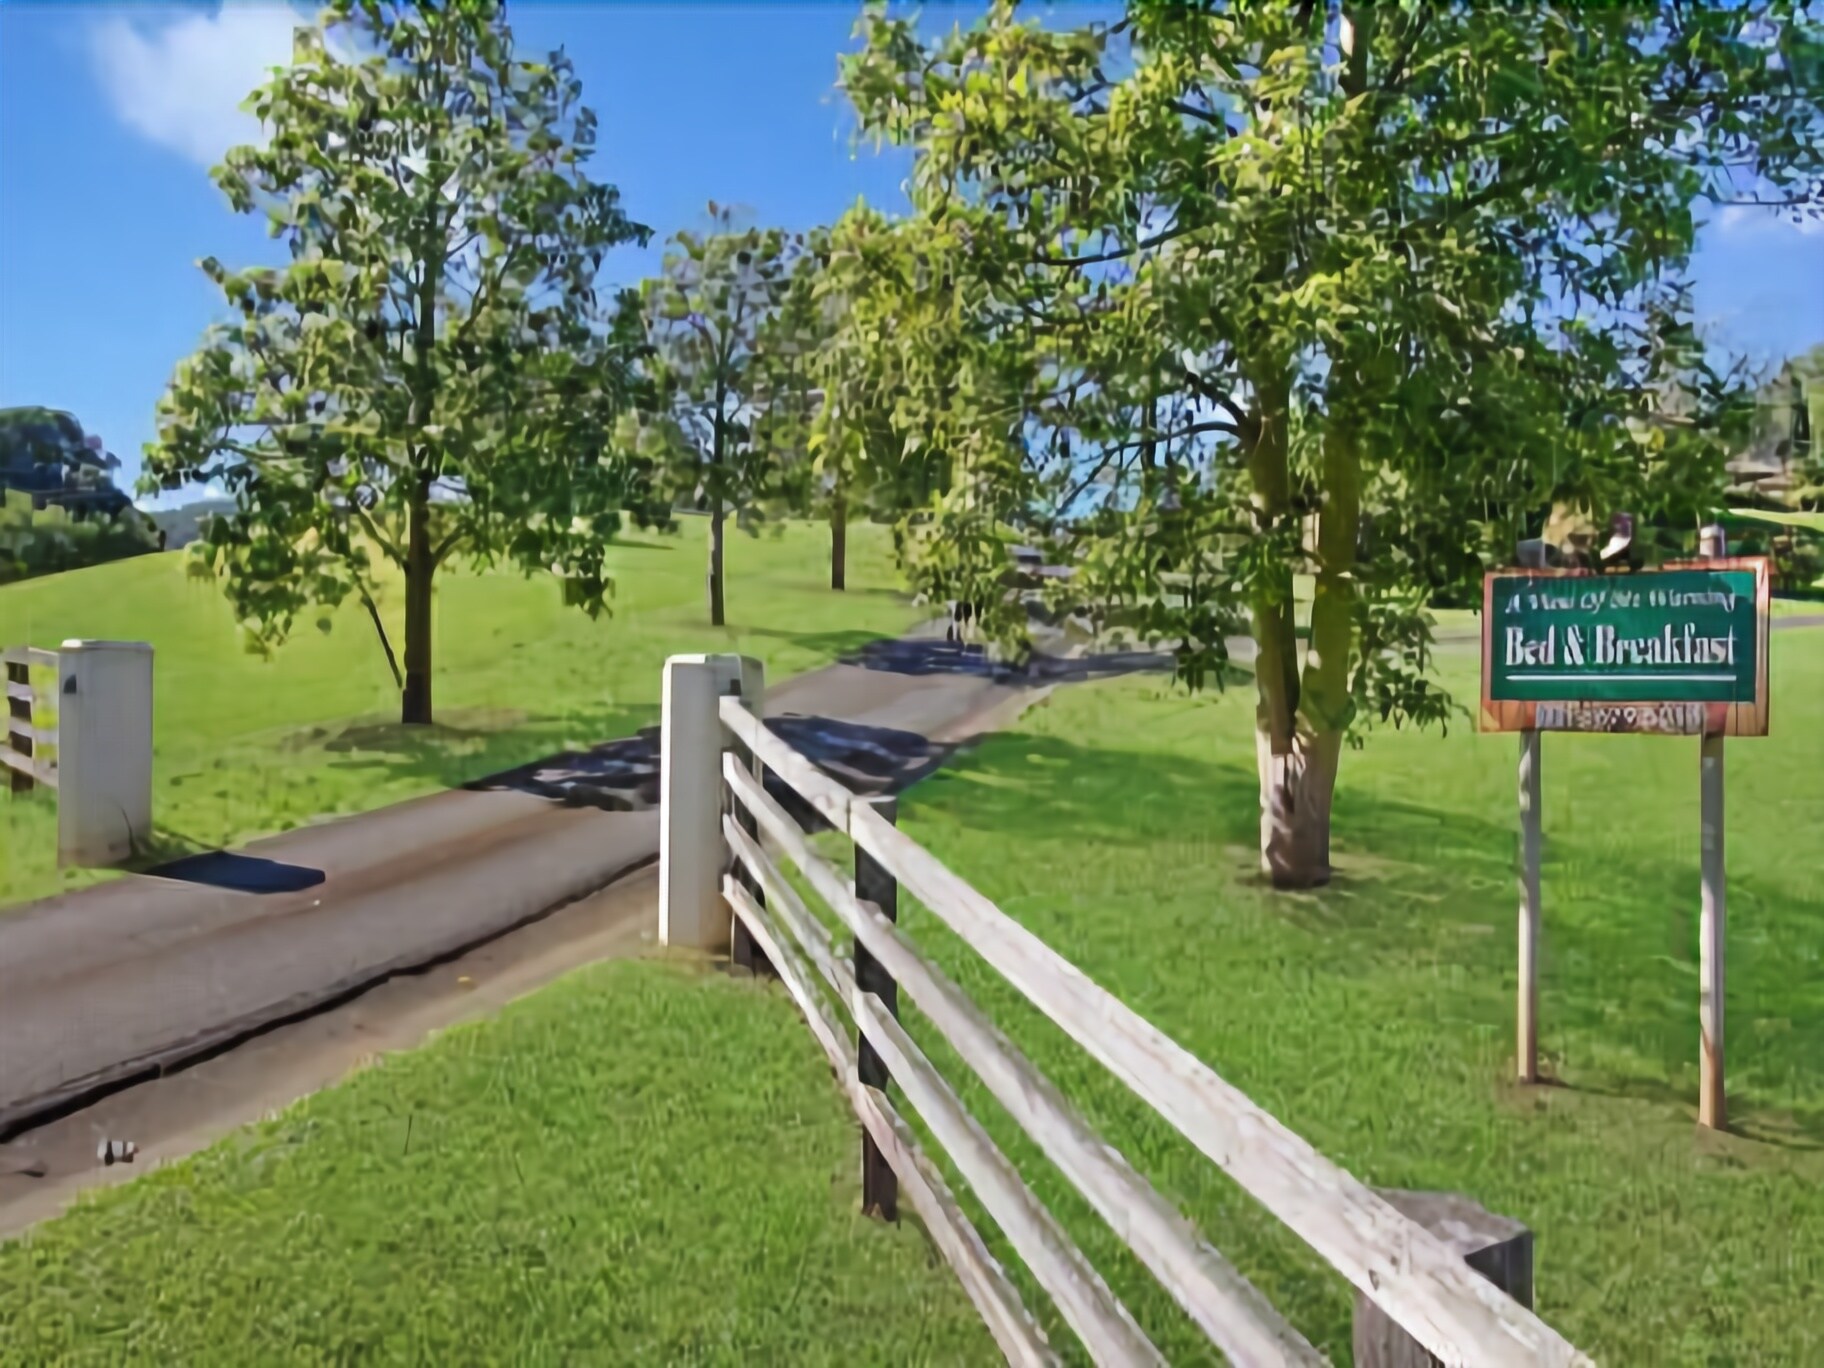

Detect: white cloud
[89,2,310,167]
[1713,203,1824,238]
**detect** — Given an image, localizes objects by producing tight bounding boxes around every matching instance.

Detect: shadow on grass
[915,725,1824,1146]
[306,704,658,804]
[126,825,226,870]
[738,626,894,665]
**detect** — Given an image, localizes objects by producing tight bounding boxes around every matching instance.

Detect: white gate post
[659,652,763,951]
[57,640,154,868]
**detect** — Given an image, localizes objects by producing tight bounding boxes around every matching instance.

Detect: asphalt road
[4,613,1814,1138]
[0,626,1055,1138]
[0,867,658,1237]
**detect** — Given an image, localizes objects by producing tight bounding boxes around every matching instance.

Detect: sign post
[1517,728,1542,1084]
[1699,733,1726,1129]
[1480,558,1769,1128]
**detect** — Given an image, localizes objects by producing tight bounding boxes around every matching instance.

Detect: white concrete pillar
[659,652,763,950]
[56,640,154,868]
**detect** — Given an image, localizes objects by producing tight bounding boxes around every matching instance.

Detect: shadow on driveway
[145,852,327,895]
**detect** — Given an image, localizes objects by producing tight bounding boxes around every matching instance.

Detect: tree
[1770,344,1824,508]
[802,213,955,591]
[0,407,138,520]
[0,493,162,586]
[775,235,850,592]
[633,208,807,625]
[841,0,1823,886]
[140,0,652,725]
[753,236,839,584]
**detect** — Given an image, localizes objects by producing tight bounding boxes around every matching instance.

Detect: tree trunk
[1265,402,1364,890]
[402,175,442,727]
[709,502,726,627]
[710,380,728,627]
[1243,371,1345,889]
[831,482,847,591]
[1256,726,1342,889]
[401,478,434,726]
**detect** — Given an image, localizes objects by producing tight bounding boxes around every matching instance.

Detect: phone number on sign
[1534,702,1706,733]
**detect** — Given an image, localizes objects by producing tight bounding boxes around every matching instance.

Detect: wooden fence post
[727,670,773,979]
[855,793,901,1221]
[56,641,154,867]
[5,659,31,795]
[660,656,729,952]
[660,653,762,955]
[1353,1190,1534,1368]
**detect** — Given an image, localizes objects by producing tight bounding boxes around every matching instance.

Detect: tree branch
[358,585,404,690]
[1034,221,1195,267]
[1181,366,1253,432]
[1100,418,1244,454]
[352,501,406,565]
[432,527,467,566]
[1168,99,1232,130]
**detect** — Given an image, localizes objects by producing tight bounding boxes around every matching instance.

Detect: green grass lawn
[0,956,994,1366]
[859,627,1824,1363]
[0,518,916,907]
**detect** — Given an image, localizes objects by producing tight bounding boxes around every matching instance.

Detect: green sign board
[1480,560,1769,736]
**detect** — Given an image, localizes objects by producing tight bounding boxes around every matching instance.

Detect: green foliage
[0,406,156,584]
[629,207,824,619]
[0,491,161,585]
[0,406,137,520]
[837,0,1823,763]
[632,209,812,524]
[139,0,652,718]
[1780,343,1824,509]
[796,217,920,523]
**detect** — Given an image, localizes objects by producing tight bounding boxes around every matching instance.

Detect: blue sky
[2,1,1820,508]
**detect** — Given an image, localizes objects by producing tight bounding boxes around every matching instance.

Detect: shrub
[0,491,162,585]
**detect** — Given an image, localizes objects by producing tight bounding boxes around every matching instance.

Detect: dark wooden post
[855,794,900,1221]
[6,660,33,794]
[724,683,773,979]
[1354,1190,1535,1368]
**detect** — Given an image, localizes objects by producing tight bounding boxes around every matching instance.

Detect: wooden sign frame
[1487,555,1772,1131]
[1479,556,1771,738]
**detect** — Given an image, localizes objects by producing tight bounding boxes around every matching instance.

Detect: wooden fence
[675,667,1591,1366]
[2,646,58,792]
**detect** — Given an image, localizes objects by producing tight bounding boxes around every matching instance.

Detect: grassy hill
[885,629,1824,1361]
[0,519,916,907]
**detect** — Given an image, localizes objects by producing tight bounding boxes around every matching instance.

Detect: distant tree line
[0,406,162,584]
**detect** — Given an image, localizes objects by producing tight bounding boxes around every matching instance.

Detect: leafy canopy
[838,0,1823,743]
[629,207,814,530]
[140,0,653,655]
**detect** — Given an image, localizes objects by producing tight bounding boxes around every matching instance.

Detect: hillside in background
[147,497,237,550]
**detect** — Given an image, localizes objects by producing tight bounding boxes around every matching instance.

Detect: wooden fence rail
[676,674,1590,1368]
[2,646,59,792]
